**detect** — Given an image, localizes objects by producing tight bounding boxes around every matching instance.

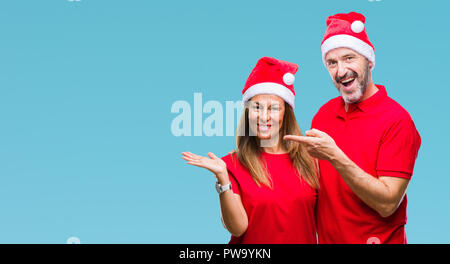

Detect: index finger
[283,135,317,144]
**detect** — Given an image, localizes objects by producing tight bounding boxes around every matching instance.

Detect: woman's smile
[257,123,272,132]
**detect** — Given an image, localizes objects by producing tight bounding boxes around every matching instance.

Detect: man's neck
[344,82,378,112]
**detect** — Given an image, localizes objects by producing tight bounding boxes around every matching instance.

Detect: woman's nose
[259,108,270,122]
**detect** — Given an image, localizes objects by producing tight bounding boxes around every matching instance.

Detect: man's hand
[283,129,341,161]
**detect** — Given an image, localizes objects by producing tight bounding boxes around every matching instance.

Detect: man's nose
[337,62,347,79]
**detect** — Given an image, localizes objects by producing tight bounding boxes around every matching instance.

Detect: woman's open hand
[182,152,228,180]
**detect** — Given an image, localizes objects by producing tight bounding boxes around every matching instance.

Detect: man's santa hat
[321,12,375,69]
[242,57,298,109]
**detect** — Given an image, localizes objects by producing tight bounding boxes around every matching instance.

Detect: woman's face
[248,94,285,140]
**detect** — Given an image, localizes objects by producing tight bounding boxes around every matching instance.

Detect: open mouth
[340,77,355,88]
[257,123,272,132]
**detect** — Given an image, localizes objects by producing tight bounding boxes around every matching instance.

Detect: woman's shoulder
[221,152,251,177]
[221,152,239,168]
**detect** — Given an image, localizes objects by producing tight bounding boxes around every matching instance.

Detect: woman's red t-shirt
[221,152,317,244]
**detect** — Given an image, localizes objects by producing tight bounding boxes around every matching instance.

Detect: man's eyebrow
[342,53,356,58]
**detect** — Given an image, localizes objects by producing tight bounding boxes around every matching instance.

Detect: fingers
[182,152,208,169]
[182,151,221,161]
[181,155,196,163]
[306,128,327,137]
[283,135,316,143]
[305,130,318,137]
[185,160,204,167]
[182,151,202,160]
[208,152,219,160]
[182,152,202,163]
[285,129,327,141]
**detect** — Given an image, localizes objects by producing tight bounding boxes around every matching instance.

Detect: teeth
[258,125,270,130]
[341,78,355,84]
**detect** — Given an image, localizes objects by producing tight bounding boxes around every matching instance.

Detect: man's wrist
[329,147,347,167]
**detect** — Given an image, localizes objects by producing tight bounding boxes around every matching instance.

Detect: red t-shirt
[312,85,421,244]
[221,151,317,244]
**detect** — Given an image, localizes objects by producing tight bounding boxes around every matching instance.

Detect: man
[284,12,421,244]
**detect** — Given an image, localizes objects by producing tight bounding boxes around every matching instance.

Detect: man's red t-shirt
[312,85,421,244]
[221,151,317,244]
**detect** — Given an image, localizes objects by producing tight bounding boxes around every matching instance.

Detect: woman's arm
[182,152,248,237]
[216,171,248,237]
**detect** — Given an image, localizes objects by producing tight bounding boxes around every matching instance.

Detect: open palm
[182,151,227,177]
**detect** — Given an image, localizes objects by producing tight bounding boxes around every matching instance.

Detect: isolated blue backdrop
[0,0,448,243]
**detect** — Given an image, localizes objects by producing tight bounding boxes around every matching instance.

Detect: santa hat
[242,57,298,109]
[321,12,375,69]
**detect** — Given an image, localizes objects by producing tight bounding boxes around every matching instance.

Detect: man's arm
[284,129,409,218]
[330,147,409,217]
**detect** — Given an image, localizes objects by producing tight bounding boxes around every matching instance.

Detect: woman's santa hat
[321,12,375,69]
[242,57,298,109]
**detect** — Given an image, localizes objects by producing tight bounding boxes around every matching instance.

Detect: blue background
[0,0,448,243]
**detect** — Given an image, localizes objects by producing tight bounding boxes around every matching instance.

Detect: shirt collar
[335,84,387,118]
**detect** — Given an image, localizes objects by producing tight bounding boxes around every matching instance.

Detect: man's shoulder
[382,95,415,122]
[320,96,341,110]
[313,96,341,120]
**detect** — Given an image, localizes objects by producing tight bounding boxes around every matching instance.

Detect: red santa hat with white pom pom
[321,12,375,69]
[242,56,298,109]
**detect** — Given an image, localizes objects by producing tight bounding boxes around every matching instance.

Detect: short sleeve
[221,154,242,196]
[376,118,421,179]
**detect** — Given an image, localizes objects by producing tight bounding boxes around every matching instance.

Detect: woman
[182,57,319,244]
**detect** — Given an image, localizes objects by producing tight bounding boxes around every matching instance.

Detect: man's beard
[334,63,370,104]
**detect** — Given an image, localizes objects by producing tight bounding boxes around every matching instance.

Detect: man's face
[325,48,372,104]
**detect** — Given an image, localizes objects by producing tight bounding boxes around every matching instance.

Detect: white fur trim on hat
[242,82,295,109]
[321,34,375,70]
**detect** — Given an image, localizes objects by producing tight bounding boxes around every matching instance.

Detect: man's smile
[336,71,358,93]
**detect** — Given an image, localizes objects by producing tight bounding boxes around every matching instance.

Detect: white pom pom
[283,73,295,86]
[351,20,365,33]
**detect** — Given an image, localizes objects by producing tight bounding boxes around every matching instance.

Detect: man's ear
[368,60,374,70]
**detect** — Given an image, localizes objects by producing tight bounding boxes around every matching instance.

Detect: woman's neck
[261,143,287,154]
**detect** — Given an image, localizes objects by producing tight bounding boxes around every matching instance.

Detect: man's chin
[341,92,363,104]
